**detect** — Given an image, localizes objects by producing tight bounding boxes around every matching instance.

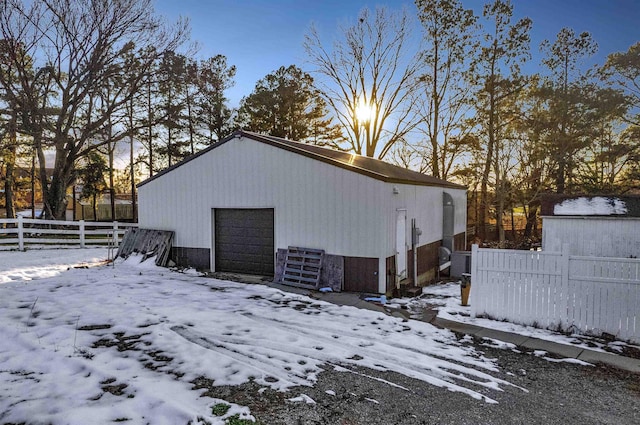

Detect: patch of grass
[210,405,255,424]
[226,414,254,425]
[73,346,95,359]
[211,403,231,416]
[100,378,128,396]
[78,324,112,331]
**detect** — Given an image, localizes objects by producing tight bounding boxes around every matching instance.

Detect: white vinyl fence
[0,216,138,250]
[470,244,639,343]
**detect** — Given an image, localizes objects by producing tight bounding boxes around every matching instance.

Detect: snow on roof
[553,197,627,216]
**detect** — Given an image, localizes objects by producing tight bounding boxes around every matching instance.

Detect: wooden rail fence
[0,216,138,250]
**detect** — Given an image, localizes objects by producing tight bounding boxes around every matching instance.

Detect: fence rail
[0,216,138,250]
[470,244,639,344]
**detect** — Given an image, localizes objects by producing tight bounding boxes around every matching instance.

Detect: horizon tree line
[0,0,638,249]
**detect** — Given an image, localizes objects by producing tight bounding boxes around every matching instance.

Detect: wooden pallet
[281,246,325,289]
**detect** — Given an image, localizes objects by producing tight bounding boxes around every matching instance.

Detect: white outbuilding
[541,195,640,257]
[137,131,467,294]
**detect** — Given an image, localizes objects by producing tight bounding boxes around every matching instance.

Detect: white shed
[137,131,467,294]
[542,195,640,257]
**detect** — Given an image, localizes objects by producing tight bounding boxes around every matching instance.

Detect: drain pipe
[411,218,421,286]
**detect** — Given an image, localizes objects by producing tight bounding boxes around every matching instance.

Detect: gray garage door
[214,208,274,275]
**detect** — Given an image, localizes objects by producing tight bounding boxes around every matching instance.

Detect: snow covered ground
[0,249,524,425]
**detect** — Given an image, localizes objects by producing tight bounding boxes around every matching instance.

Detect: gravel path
[195,340,639,424]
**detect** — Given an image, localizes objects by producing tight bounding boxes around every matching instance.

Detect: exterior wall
[171,247,210,270]
[542,217,640,257]
[380,184,466,256]
[139,136,389,277]
[380,183,467,287]
[138,136,468,292]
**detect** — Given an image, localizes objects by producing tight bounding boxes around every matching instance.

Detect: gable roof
[138,130,465,189]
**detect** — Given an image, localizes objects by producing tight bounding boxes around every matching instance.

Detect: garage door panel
[215,208,274,275]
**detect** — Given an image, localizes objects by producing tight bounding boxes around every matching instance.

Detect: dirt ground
[190,335,639,425]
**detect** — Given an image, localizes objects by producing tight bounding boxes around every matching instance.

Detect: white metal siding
[138,137,388,258]
[379,184,467,258]
[450,189,468,237]
[542,217,640,257]
[138,136,468,292]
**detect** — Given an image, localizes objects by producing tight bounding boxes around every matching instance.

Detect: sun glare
[355,97,375,124]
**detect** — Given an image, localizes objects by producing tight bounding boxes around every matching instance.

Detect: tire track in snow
[170,325,316,389]
[238,313,525,402]
[170,324,415,395]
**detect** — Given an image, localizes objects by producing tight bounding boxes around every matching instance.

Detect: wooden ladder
[281,246,325,289]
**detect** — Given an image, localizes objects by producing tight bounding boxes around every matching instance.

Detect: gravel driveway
[195,339,639,425]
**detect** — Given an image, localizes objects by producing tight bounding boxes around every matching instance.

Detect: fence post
[79,220,85,248]
[113,221,119,247]
[470,244,479,317]
[560,243,570,329]
[18,215,24,251]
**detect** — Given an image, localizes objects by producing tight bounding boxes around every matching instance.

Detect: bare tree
[304,7,423,159]
[471,0,532,242]
[0,0,188,219]
[414,0,478,179]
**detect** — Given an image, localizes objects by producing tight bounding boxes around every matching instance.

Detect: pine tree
[237,65,343,144]
[197,55,236,144]
[414,0,478,179]
[539,28,598,194]
[471,0,532,242]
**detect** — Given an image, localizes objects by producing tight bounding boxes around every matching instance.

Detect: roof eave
[137,130,467,190]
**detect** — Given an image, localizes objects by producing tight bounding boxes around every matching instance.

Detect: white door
[396,209,407,280]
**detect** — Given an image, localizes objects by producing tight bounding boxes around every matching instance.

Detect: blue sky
[154,0,640,107]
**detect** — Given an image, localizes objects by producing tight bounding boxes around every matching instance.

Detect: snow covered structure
[137,131,467,294]
[541,195,640,257]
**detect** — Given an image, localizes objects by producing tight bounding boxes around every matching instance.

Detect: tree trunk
[479,95,496,241]
[479,46,498,242]
[496,186,505,245]
[430,43,441,179]
[147,80,154,177]
[107,107,116,221]
[4,148,16,219]
[523,203,539,239]
[555,156,566,194]
[40,142,74,220]
[186,89,195,154]
[4,113,18,219]
[109,145,116,221]
[30,152,36,219]
[495,164,506,245]
[44,176,69,220]
[129,98,137,222]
